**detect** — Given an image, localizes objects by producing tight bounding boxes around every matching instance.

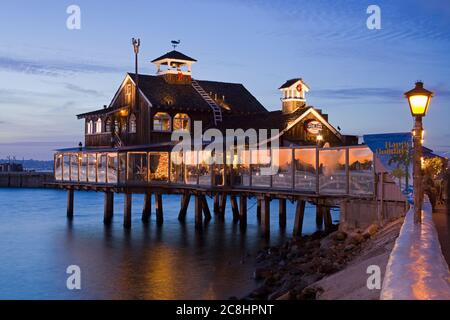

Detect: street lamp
[404,81,434,223]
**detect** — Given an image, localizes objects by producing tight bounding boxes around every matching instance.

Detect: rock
[349,232,365,245]
[276,291,292,300]
[334,231,347,241]
[298,287,320,300]
[363,224,379,239]
[253,267,271,280]
[249,285,271,299]
[301,273,323,287]
[344,244,355,252]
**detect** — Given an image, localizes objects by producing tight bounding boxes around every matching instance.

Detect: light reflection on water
[0,188,338,299]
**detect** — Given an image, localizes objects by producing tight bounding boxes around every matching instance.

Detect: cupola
[151,50,197,84]
[279,78,310,114]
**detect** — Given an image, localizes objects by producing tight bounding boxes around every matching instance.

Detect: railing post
[316,146,320,195]
[346,148,350,195]
[292,148,295,190]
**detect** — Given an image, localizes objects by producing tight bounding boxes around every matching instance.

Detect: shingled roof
[279,78,303,89]
[151,50,197,63]
[128,73,267,114]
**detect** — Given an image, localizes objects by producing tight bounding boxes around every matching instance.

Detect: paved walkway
[432,204,450,267]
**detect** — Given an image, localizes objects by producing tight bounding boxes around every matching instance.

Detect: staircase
[114,131,123,148]
[191,79,222,125]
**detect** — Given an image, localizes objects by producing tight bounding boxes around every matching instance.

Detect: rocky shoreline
[243,222,384,300]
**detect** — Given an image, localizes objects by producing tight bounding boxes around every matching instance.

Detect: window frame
[153,112,172,132]
[173,113,191,131]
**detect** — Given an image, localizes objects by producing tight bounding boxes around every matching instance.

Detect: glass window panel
[87,154,97,182]
[80,154,88,182]
[97,154,107,183]
[212,151,225,186]
[119,153,126,183]
[63,155,71,181]
[184,151,198,185]
[170,151,184,184]
[173,113,190,131]
[272,149,293,189]
[70,154,79,182]
[149,152,169,182]
[107,153,118,184]
[127,152,148,183]
[349,147,374,196]
[319,148,347,194]
[251,149,271,187]
[231,149,250,187]
[55,154,63,181]
[295,148,317,192]
[198,151,211,186]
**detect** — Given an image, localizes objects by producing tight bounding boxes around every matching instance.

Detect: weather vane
[132,38,140,54]
[171,40,180,50]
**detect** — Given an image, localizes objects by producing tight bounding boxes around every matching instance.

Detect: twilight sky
[0,0,449,160]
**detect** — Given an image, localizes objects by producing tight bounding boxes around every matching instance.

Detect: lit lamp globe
[404,81,434,117]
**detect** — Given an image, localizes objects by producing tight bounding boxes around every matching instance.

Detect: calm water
[0,188,338,300]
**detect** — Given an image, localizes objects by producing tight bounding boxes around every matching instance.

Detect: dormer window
[125,84,132,105]
[173,113,190,131]
[153,112,171,132]
[96,118,102,133]
[129,114,137,133]
[87,120,94,134]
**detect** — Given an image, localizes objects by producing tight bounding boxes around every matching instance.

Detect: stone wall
[0,172,54,188]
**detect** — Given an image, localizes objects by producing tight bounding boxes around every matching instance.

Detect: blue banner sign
[363,132,413,201]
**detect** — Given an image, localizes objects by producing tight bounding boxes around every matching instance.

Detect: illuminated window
[105,118,112,132]
[129,114,137,133]
[87,120,94,134]
[153,112,171,131]
[125,84,132,105]
[95,118,102,133]
[114,119,119,133]
[173,113,190,131]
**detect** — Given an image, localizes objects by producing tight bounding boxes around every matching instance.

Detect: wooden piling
[256,198,262,223]
[124,193,132,229]
[201,195,212,222]
[279,198,287,229]
[103,192,114,225]
[230,195,240,222]
[178,193,191,222]
[293,200,306,237]
[142,193,152,223]
[195,194,203,230]
[67,189,74,219]
[219,193,227,220]
[155,193,163,226]
[324,207,333,230]
[240,195,247,230]
[213,194,220,214]
[261,197,271,238]
[316,205,324,229]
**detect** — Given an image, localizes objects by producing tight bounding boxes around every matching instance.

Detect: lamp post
[404,81,433,223]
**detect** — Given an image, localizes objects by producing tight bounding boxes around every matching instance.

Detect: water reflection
[0,189,338,299]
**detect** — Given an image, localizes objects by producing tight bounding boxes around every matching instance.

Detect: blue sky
[0,0,449,159]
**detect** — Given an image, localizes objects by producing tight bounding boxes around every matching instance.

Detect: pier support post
[316,205,324,229]
[213,194,220,215]
[324,207,333,231]
[201,195,212,222]
[219,193,227,221]
[261,197,271,238]
[178,193,191,222]
[155,193,163,226]
[257,199,262,223]
[230,195,240,222]
[293,200,306,237]
[142,193,152,223]
[103,192,114,225]
[279,198,287,229]
[240,195,247,230]
[67,189,74,219]
[124,193,132,229]
[195,194,203,230]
